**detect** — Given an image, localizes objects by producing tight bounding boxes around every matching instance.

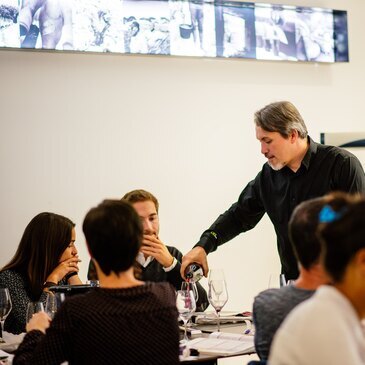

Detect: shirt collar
[136,252,154,268]
[301,136,317,170]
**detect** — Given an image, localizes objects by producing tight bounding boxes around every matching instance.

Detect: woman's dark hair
[1,212,75,299]
[83,200,142,276]
[288,196,328,270]
[318,192,365,283]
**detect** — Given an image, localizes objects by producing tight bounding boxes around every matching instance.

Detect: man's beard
[268,160,286,171]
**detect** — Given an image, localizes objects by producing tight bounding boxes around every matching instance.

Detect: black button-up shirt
[196,137,365,279]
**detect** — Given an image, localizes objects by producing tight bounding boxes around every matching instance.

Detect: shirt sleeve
[336,154,365,194]
[195,173,266,253]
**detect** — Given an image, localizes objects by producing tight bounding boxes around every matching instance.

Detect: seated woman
[13,200,180,365]
[0,212,82,334]
[269,192,365,365]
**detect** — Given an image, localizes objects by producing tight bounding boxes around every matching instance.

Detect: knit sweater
[0,270,63,334]
[14,282,180,365]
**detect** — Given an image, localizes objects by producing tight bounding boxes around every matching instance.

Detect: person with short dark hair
[253,196,330,360]
[0,212,82,334]
[88,189,208,311]
[269,192,365,365]
[13,200,180,365]
[182,101,365,281]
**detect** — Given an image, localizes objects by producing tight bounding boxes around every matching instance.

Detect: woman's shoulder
[0,269,24,287]
[0,269,24,282]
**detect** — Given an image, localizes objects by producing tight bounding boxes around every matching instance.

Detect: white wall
[1,0,364,313]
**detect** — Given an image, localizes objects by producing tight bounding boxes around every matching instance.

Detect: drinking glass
[181,281,199,329]
[208,279,228,332]
[176,290,196,343]
[45,293,65,319]
[86,280,100,287]
[181,281,199,303]
[279,274,287,287]
[0,288,12,343]
[26,301,44,323]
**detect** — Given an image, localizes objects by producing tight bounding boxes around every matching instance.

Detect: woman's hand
[26,312,51,334]
[45,256,82,284]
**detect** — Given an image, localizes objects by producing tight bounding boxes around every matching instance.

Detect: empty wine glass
[208,277,228,332]
[0,288,12,343]
[26,301,44,324]
[176,290,196,343]
[45,293,65,319]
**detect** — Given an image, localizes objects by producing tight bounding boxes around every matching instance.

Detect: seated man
[253,196,330,360]
[269,192,365,364]
[13,199,180,365]
[88,189,208,311]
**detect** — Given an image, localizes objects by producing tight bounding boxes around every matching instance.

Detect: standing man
[89,189,208,311]
[181,101,365,280]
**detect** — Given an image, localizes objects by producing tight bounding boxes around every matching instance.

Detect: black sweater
[14,282,180,365]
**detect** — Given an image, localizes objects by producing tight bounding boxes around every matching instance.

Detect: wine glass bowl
[45,292,65,319]
[26,301,44,324]
[0,288,12,343]
[176,290,196,343]
[181,281,199,303]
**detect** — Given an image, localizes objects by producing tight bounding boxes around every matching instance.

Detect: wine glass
[45,293,65,319]
[181,281,199,303]
[181,281,199,329]
[208,279,228,332]
[26,301,44,323]
[0,288,12,343]
[176,290,196,343]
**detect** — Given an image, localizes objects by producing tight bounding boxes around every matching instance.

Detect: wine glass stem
[0,320,5,343]
[217,311,220,332]
[184,320,189,342]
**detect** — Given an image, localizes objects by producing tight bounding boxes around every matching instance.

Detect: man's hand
[181,246,209,279]
[140,234,174,268]
[26,312,51,334]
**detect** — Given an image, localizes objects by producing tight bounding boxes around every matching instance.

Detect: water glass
[26,301,44,323]
[86,280,100,287]
[0,288,12,343]
[45,293,65,319]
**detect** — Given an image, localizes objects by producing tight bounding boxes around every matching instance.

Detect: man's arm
[336,154,365,194]
[181,175,266,277]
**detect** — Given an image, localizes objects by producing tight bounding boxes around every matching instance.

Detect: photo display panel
[0,0,349,62]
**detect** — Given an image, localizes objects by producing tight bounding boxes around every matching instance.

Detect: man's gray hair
[254,101,308,139]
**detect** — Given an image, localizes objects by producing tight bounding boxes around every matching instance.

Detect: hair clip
[319,205,343,223]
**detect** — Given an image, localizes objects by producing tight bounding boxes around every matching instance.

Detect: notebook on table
[188,332,255,356]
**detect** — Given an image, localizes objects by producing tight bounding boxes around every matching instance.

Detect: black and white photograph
[169,0,216,57]
[0,0,350,64]
[295,8,335,62]
[122,0,170,55]
[333,10,348,62]
[255,4,297,61]
[72,0,125,53]
[0,0,19,48]
[17,0,74,50]
[215,2,256,59]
